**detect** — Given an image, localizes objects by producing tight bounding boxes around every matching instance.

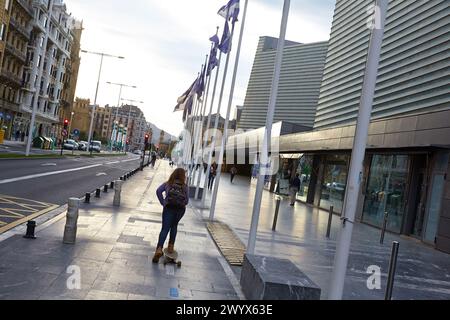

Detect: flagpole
[247,0,290,252]
[329,0,388,300]
[200,53,223,207]
[195,49,215,199]
[206,22,236,220]
[210,0,248,221]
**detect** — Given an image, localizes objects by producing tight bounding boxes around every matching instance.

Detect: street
[0,154,149,234]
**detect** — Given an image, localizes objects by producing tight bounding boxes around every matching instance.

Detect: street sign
[62,129,68,137]
[73,129,80,136]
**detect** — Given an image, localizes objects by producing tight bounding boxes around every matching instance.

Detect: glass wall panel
[424,174,445,243]
[319,155,349,214]
[362,155,410,233]
[296,155,313,202]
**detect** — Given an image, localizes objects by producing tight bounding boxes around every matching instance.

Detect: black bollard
[85,193,91,204]
[120,176,124,181]
[104,185,108,193]
[326,206,334,239]
[380,212,389,244]
[24,221,37,239]
[385,241,400,300]
[110,181,114,189]
[95,189,101,198]
[272,196,282,231]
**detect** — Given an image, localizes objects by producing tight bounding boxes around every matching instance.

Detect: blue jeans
[157,207,185,248]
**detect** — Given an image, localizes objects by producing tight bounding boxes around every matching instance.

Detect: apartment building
[112,104,148,151]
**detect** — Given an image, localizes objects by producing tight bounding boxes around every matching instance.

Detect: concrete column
[113,180,123,207]
[63,198,80,244]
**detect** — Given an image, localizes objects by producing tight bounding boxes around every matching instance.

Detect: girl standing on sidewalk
[152,168,189,263]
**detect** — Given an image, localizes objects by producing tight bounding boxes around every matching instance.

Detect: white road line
[96,173,107,177]
[41,163,57,167]
[0,164,103,185]
[106,161,120,165]
[121,158,140,163]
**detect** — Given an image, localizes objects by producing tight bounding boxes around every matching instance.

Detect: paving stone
[85,290,129,300]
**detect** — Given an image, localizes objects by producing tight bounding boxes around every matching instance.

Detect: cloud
[67,0,335,137]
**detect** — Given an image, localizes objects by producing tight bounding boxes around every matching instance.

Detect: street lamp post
[121,98,144,153]
[106,82,137,151]
[68,112,74,139]
[80,50,124,155]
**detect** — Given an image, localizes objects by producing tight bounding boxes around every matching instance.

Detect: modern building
[314,0,449,129]
[224,0,450,253]
[237,36,328,131]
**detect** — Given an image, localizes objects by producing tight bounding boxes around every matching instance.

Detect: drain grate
[207,222,246,266]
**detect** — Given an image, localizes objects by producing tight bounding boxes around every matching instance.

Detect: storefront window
[319,155,349,214]
[296,155,313,202]
[362,155,410,233]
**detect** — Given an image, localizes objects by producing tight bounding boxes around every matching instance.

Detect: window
[0,24,5,41]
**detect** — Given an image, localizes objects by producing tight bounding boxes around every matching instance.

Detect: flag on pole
[182,95,195,122]
[218,20,232,54]
[195,64,207,99]
[207,34,220,76]
[218,0,240,23]
[174,80,197,112]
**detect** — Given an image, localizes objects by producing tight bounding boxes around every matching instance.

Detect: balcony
[5,42,27,63]
[0,69,23,87]
[17,0,35,18]
[9,16,31,40]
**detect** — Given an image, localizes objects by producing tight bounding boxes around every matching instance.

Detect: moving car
[63,139,79,150]
[133,150,142,155]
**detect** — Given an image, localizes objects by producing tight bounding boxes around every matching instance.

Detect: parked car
[78,141,88,151]
[63,139,79,150]
[133,150,142,155]
[89,141,102,153]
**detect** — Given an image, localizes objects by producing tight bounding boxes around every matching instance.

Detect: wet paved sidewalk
[193,172,450,300]
[0,162,241,300]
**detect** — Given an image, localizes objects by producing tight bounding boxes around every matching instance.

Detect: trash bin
[33,137,44,149]
[50,138,56,150]
[43,137,51,150]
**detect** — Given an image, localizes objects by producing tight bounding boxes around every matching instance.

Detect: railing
[9,16,31,39]
[0,69,23,85]
[5,42,27,62]
[17,0,35,18]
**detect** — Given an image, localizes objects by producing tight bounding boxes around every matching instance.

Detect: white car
[133,150,142,155]
[63,139,78,150]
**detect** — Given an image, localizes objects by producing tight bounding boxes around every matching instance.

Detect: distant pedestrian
[230,166,238,184]
[153,168,189,263]
[208,162,218,191]
[21,131,25,142]
[289,174,301,206]
[15,130,20,141]
[151,153,157,168]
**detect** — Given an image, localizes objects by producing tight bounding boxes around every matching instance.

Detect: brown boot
[152,247,163,263]
[167,243,175,254]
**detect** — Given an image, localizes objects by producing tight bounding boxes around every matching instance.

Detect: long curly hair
[167,168,186,185]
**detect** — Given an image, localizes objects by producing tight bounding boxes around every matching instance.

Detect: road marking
[106,161,120,165]
[96,173,107,177]
[121,158,140,163]
[41,163,57,167]
[0,164,103,185]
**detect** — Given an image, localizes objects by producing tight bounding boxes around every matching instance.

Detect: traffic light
[63,119,69,130]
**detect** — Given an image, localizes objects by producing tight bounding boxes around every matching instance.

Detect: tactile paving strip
[207,222,246,266]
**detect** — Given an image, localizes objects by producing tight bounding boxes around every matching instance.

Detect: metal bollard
[120,176,124,181]
[326,206,334,239]
[110,181,114,189]
[95,188,101,198]
[23,220,37,239]
[113,180,122,207]
[385,241,400,300]
[272,196,282,231]
[103,185,108,193]
[85,193,91,204]
[63,198,80,244]
[380,211,389,244]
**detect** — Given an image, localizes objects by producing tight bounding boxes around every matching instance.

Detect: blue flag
[218,0,240,23]
[207,34,220,76]
[218,21,232,54]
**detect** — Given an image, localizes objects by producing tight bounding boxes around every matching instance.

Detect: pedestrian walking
[152,168,189,263]
[208,162,218,191]
[151,152,157,168]
[289,174,301,206]
[15,130,20,141]
[230,166,238,184]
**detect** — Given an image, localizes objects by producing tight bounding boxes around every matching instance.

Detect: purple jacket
[156,182,189,207]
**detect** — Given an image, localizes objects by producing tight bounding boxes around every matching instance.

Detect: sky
[66,0,336,137]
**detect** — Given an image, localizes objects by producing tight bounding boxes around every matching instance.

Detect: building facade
[225,0,450,253]
[237,36,328,131]
[0,0,34,140]
[112,104,147,151]
[0,0,82,143]
[314,0,450,129]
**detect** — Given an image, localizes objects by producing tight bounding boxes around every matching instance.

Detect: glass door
[362,155,410,233]
[424,174,446,244]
